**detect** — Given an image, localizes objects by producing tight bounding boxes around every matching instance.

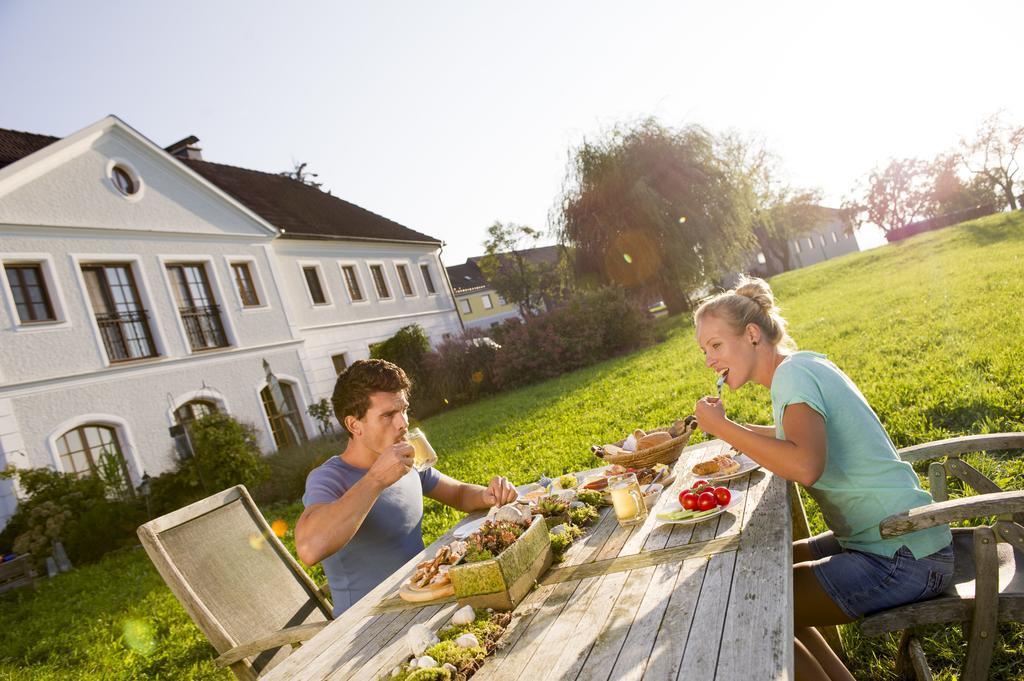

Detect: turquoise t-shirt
[771,351,951,559]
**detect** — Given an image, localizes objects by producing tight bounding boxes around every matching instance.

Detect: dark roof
[445,260,489,294]
[0,128,59,170]
[447,245,564,294]
[0,126,442,245]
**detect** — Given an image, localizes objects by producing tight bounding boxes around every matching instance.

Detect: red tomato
[679,491,699,511]
[697,491,717,511]
[714,487,731,507]
[691,479,709,490]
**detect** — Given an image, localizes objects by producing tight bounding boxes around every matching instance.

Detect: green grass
[3,212,1024,679]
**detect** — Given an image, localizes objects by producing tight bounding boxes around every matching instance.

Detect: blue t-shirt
[771,351,951,559]
[302,457,441,616]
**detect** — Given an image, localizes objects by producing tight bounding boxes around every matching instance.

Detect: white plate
[700,454,761,482]
[654,490,744,526]
[452,517,486,539]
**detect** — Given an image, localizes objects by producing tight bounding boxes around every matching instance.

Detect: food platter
[654,490,744,526]
[701,454,760,482]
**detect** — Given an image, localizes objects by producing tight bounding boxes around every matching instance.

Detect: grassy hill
[2,211,1022,679]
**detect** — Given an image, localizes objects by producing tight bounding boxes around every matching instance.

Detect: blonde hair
[694,276,796,350]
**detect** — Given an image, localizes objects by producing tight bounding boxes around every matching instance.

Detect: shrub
[0,467,145,569]
[492,287,653,389]
[371,324,431,383]
[179,413,268,494]
[417,333,501,414]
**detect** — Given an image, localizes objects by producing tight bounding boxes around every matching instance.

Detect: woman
[692,276,953,681]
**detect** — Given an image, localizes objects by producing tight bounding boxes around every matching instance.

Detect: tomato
[697,491,717,511]
[680,491,699,511]
[691,479,709,490]
[714,487,731,507]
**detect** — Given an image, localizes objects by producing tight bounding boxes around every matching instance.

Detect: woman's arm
[744,423,777,437]
[694,398,827,486]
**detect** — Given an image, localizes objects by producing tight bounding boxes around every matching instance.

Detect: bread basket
[595,417,697,468]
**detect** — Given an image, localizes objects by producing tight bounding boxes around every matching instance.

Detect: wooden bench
[0,555,37,595]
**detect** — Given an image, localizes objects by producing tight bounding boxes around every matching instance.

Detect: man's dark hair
[332,359,412,435]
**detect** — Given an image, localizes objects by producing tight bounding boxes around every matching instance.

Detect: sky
[1,1,1022,263]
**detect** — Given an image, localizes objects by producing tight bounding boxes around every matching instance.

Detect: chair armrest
[214,621,329,667]
[898,432,1024,463]
[879,490,1024,538]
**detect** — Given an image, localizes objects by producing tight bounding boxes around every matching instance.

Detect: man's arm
[294,443,415,566]
[426,474,518,512]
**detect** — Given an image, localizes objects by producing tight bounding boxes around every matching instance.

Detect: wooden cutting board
[398,580,455,603]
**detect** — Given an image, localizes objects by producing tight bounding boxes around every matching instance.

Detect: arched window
[55,424,134,498]
[260,382,308,448]
[174,399,218,425]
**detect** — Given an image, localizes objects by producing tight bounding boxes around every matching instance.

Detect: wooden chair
[137,485,332,680]
[0,554,37,594]
[856,433,1024,681]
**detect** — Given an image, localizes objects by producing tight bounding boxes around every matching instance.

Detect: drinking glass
[608,473,647,527]
[405,428,438,471]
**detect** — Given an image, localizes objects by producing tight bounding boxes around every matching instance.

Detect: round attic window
[111,165,138,196]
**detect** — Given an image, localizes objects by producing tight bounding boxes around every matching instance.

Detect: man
[295,359,518,616]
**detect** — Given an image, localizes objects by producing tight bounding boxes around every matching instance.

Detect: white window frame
[794,240,802,254]
[460,298,472,314]
[297,260,333,308]
[158,254,240,352]
[105,158,146,203]
[337,261,368,304]
[223,255,269,312]
[255,372,310,450]
[166,388,231,426]
[481,293,493,310]
[831,232,838,244]
[393,261,417,297]
[0,252,72,332]
[819,234,827,247]
[419,262,438,295]
[806,237,814,250]
[367,262,392,301]
[497,294,507,306]
[70,253,169,366]
[45,413,145,486]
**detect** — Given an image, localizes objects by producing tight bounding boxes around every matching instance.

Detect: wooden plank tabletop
[263,439,793,681]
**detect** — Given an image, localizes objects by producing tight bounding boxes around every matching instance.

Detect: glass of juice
[405,428,438,471]
[608,473,647,527]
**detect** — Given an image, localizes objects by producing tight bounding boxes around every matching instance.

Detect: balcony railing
[95,310,158,362]
[179,305,229,351]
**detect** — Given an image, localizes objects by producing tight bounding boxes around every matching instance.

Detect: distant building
[0,115,461,528]
[751,207,859,277]
[445,245,563,331]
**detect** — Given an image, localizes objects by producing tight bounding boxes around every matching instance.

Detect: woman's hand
[694,396,728,437]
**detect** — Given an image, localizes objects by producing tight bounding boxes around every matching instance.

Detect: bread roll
[633,428,647,440]
[637,431,671,450]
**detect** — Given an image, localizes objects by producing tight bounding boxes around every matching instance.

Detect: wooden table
[263,439,794,680]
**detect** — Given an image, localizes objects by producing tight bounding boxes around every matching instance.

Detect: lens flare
[678,216,687,224]
[471,371,484,384]
[248,533,266,551]
[271,519,288,538]
[123,619,156,656]
[623,253,633,264]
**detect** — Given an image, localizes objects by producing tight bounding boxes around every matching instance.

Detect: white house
[750,208,860,277]
[0,116,462,528]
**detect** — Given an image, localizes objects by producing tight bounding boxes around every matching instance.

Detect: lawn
[2,211,1023,679]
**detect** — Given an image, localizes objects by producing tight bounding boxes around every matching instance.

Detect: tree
[926,154,997,216]
[279,161,325,190]
[556,119,753,315]
[477,222,567,321]
[718,134,826,274]
[850,158,933,234]
[958,112,1023,210]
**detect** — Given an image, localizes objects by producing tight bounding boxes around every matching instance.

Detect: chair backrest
[138,485,331,678]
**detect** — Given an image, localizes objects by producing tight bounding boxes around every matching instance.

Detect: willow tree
[556,119,753,315]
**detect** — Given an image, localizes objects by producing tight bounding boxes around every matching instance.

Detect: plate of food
[452,517,486,539]
[690,452,760,482]
[655,489,744,526]
[399,542,466,602]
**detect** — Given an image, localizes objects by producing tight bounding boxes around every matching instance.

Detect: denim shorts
[806,532,955,619]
